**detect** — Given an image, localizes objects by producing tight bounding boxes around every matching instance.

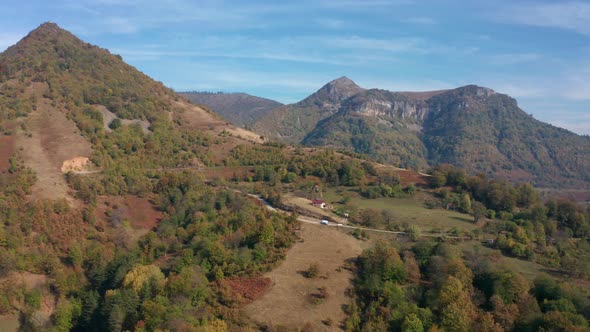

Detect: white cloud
[355,77,454,92]
[496,2,590,36]
[536,112,590,135]
[114,46,347,65]
[158,61,329,99]
[319,0,414,8]
[403,16,436,25]
[316,18,345,29]
[491,83,547,98]
[323,35,423,53]
[560,64,590,100]
[488,53,542,65]
[552,121,590,135]
[105,17,139,34]
[113,34,448,66]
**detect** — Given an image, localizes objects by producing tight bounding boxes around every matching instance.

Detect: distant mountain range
[244,77,589,188]
[180,91,283,127]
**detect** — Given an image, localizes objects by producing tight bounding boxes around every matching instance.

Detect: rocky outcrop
[258,77,590,187]
[340,90,431,127]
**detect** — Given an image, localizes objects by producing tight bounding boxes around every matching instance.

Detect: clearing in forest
[244,223,362,331]
[15,101,91,203]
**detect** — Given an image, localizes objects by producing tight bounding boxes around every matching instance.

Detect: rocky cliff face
[251,76,364,143]
[258,77,590,188]
[340,90,431,127]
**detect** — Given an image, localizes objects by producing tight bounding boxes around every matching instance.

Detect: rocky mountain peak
[321,76,363,98]
[300,76,364,109]
[328,76,356,87]
[20,22,72,44]
[3,22,83,59]
[33,22,63,34]
[453,85,496,98]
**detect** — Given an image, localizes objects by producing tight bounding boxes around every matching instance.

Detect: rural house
[311,199,326,209]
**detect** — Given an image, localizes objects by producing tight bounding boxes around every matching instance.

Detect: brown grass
[95,195,163,231]
[244,223,362,331]
[15,98,91,204]
[216,276,272,305]
[0,134,15,172]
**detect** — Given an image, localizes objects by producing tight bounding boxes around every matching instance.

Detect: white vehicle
[320,220,329,225]
[337,223,343,226]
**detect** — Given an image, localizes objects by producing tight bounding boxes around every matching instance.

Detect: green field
[323,187,479,234]
[456,241,552,281]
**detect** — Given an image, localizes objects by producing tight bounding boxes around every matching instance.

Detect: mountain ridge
[251,76,364,143]
[179,91,283,127]
[254,78,590,188]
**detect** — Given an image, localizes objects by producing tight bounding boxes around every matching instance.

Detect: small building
[311,199,326,209]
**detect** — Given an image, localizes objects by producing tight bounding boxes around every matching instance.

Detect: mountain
[252,76,364,143]
[257,79,590,188]
[0,22,261,201]
[0,23,298,331]
[179,91,283,127]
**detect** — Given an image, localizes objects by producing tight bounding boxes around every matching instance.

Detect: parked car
[320,220,329,225]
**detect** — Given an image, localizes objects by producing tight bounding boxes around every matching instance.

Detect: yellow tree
[123,264,165,292]
[438,276,475,332]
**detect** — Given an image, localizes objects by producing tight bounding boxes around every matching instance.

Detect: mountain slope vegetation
[0,22,292,331]
[252,76,364,143]
[179,91,283,127]
[256,80,590,188]
[0,22,588,332]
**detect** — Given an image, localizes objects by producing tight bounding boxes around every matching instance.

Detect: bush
[108,118,122,130]
[25,289,42,309]
[407,225,420,241]
[305,263,319,278]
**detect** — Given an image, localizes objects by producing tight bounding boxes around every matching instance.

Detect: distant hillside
[256,79,590,188]
[252,76,364,143]
[179,91,282,127]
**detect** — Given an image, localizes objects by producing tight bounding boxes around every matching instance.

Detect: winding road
[73,167,469,240]
[249,194,469,240]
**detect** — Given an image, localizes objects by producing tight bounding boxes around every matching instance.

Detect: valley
[0,22,588,332]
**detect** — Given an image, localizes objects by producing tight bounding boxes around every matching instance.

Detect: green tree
[460,194,472,213]
[471,201,487,223]
[402,313,424,332]
[109,118,122,130]
[52,298,78,332]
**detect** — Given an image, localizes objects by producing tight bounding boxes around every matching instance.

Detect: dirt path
[15,103,91,203]
[244,224,362,331]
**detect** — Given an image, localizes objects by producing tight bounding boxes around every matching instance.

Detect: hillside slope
[0,22,261,201]
[252,76,364,143]
[259,80,590,188]
[179,91,283,127]
[423,86,590,187]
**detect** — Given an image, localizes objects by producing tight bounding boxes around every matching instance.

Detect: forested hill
[251,76,364,143]
[0,22,290,331]
[0,22,178,121]
[179,91,283,127]
[257,79,590,188]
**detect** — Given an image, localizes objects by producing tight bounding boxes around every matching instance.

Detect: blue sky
[1,0,589,135]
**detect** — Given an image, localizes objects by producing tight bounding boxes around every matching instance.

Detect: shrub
[305,263,319,278]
